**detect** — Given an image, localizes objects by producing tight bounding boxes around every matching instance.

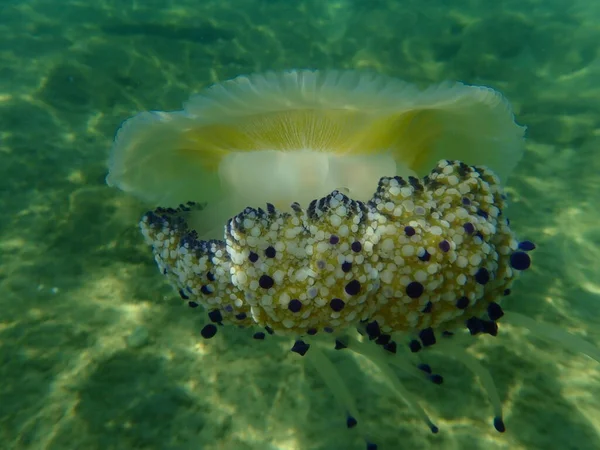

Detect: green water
[1,1,599,449]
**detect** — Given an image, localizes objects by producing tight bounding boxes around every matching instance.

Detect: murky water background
[1,1,599,449]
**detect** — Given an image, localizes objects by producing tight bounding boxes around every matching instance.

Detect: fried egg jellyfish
[107,70,600,449]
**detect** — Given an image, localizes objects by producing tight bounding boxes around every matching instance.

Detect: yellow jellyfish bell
[106,69,525,237]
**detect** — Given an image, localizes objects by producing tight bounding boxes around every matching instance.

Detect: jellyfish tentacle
[504,311,600,364]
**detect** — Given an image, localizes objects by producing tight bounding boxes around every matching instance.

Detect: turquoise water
[1,1,600,449]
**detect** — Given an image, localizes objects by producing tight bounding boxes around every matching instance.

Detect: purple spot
[463,222,475,234]
[510,251,531,270]
[438,240,450,252]
[330,298,345,311]
[288,299,302,313]
[406,281,424,298]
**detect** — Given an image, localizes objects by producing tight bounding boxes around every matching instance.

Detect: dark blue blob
[345,280,361,296]
[518,240,536,251]
[307,328,318,336]
[208,309,223,323]
[503,289,511,296]
[438,240,450,252]
[200,285,212,295]
[463,222,475,234]
[366,443,378,450]
[461,197,471,206]
[431,425,439,434]
[259,274,275,289]
[200,324,217,339]
[329,235,340,245]
[482,320,498,336]
[430,374,444,384]
[404,225,416,236]
[206,272,216,281]
[341,261,353,273]
[330,298,345,312]
[466,317,483,335]
[366,321,381,339]
[418,250,431,262]
[494,417,506,432]
[346,416,358,428]
[253,332,265,340]
[487,302,504,321]
[408,340,422,353]
[291,340,310,356]
[351,241,362,252]
[264,246,276,258]
[288,299,302,313]
[406,281,424,298]
[178,289,190,300]
[235,312,247,320]
[477,209,489,219]
[475,268,490,285]
[419,327,436,346]
[248,251,259,263]
[418,363,432,374]
[265,326,274,335]
[335,339,347,350]
[384,341,397,354]
[510,251,531,270]
[187,301,198,308]
[456,296,469,309]
[375,334,391,346]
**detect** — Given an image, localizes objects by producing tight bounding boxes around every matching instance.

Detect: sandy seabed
[1,0,600,449]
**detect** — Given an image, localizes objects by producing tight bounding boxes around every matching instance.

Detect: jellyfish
[106,69,600,449]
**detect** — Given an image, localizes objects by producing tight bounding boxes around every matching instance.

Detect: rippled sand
[1,0,600,449]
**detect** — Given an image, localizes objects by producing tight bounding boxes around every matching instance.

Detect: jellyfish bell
[106,69,525,238]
